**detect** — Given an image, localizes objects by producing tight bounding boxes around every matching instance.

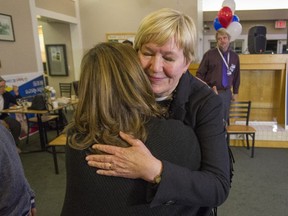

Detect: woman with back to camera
[86,8,231,216]
[61,42,202,215]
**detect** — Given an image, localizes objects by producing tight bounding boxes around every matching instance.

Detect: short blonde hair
[134,8,197,64]
[216,28,231,41]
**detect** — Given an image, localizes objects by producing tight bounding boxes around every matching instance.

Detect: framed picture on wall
[106,32,135,44]
[0,13,15,42]
[45,44,69,76]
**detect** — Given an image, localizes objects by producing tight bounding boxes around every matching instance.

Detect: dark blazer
[150,72,230,216]
[61,117,202,216]
[0,91,19,120]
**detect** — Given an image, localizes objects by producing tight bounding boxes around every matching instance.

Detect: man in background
[196,28,240,123]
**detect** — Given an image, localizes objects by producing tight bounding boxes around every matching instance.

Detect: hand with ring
[108,162,112,170]
[86,131,162,182]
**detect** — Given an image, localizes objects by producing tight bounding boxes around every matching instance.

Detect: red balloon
[218,6,233,28]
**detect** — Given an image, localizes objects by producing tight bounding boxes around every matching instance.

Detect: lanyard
[217,47,230,71]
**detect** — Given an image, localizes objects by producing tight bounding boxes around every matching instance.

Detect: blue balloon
[213,17,223,31]
[232,15,240,22]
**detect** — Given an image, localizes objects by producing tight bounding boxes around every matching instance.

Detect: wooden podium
[190,54,288,125]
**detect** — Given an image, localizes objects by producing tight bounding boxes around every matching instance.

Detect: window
[278,40,287,54]
[266,40,277,53]
[282,44,288,54]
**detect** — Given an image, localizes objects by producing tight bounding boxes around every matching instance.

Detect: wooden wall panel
[189,54,288,124]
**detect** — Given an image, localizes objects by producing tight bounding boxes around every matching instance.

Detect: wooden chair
[26,114,60,146]
[48,133,67,174]
[59,83,72,112]
[59,83,72,98]
[226,101,256,158]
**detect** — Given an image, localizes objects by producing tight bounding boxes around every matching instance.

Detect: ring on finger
[108,162,112,170]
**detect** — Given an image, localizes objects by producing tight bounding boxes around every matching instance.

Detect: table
[1,108,49,151]
[1,100,77,151]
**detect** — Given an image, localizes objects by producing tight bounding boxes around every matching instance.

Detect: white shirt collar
[155,95,170,101]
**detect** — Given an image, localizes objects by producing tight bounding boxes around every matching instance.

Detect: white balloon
[226,22,242,42]
[222,0,236,13]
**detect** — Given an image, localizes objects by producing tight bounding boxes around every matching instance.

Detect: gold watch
[153,174,162,184]
[153,163,163,184]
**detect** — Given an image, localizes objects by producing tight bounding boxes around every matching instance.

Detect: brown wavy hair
[67,42,162,150]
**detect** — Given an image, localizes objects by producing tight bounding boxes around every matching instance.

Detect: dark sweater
[61,118,201,216]
[0,91,20,119]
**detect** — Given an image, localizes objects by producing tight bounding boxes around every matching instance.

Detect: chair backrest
[228,101,251,126]
[59,83,72,98]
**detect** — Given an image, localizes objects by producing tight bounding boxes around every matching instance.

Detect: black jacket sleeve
[149,73,230,210]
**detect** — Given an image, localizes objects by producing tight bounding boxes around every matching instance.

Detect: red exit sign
[275,20,286,29]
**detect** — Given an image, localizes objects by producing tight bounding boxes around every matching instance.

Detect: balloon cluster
[213,0,242,42]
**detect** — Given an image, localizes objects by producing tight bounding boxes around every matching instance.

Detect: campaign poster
[2,72,45,138]
[2,72,45,98]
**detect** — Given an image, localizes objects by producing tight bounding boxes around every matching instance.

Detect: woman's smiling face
[138,37,190,98]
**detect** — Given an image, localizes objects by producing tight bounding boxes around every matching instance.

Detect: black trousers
[3,117,21,146]
[218,89,232,123]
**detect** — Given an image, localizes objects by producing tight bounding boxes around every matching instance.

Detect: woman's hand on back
[85,131,162,183]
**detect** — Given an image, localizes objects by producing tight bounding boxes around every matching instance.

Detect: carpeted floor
[19,121,288,216]
[217,147,288,216]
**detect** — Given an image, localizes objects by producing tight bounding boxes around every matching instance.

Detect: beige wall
[39,20,75,96]
[35,0,76,17]
[0,0,38,75]
[0,0,287,78]
[0,0,78,94]
[79,0,202,52]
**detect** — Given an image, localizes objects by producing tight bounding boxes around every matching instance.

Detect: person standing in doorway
[196,28,240,123]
